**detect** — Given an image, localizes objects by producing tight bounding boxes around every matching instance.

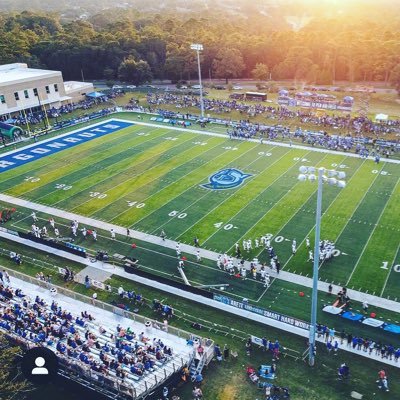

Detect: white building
[0,63,93,118]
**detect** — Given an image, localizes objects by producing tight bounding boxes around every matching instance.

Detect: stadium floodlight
[190,43,205,119]
[298,166,347,367]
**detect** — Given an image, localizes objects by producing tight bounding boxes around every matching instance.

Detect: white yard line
[346,178,399,286]
[151,145,279,236]
[9,126,164,200]
[113,116,400,165]
[125,141,261,229]
[198,147,297,247]
[45,130,198,210]
[0,126,141,185]
[231,153,333,253]
[2,193,400,313]
[108,137,229,224]
[380,243,400,298]
[279,158,367,271]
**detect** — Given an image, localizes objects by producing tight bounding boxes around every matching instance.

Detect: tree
[389,64,400,95]
[117,57,153,85]
[251,63,269,81]
[0,333,32,400]
[212,48,245,84]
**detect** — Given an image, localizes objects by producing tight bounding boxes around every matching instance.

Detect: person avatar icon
[31,357,49,375]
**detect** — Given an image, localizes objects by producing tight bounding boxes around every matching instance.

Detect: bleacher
[0,281,195,399]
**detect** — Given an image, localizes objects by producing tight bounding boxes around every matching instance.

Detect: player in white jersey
[81,227,87,239]
[306,237,310,248]
[54,228,60,237]
[308,250,313,262]
[264,273,270,288]
[292,243,297,255]
[196,250,201,262]
[217,255,222,269]
[176,243,181,257]
[110,228,116,240]
[92,229,97,241]
[31,212,38,222]
[255,238,259,248]
[242,239,247,251]
[49,218,55,229]
[247,239,252,250]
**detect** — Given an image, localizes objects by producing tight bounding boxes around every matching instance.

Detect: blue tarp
[383,324,400,334]
[341,312,364,321]
[86,92,106,98]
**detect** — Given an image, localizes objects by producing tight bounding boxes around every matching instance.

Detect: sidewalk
[1,193,399,314]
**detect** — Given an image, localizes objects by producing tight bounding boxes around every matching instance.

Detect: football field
[0,117,399,299]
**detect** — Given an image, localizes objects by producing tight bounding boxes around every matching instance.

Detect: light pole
[298,166,346,366]
[190,43,204,119]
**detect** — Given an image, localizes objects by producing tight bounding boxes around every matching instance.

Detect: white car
[126,85,137,89]
[233,86,243,90]
[112,85,123,89]
[191,85,202,89]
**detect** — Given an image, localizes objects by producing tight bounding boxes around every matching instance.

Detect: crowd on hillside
[145,92,400,143]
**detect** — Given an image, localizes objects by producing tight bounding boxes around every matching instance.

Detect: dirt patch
[217,384,238,400]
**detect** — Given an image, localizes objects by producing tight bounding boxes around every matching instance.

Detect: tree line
[0,10,399,89]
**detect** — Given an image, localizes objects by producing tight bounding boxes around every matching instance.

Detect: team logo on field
[201,168,252,190]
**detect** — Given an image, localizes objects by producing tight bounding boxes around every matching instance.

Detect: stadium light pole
[190,43,204,119]
[298,166,346,366]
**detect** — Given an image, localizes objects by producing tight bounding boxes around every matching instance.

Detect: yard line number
[213,222,238,230]
[222,146,238,151]
[372,170,390,176]
[89,192,107,199]
[127,201,145,208]
[380,261,400,272]
[168,210,187,219]
[55,183,72,190]
[24,176,40,182]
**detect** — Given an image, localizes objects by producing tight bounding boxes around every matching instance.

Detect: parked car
[126,85,137,89]
[112,85,123,89]
[233,86,243,90]
[191,85,202,89]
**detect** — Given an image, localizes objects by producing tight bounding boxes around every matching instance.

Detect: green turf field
[0,116,399,301]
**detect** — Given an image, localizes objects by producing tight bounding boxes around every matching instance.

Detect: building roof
[0,63,61,86]
[64,81,93,92]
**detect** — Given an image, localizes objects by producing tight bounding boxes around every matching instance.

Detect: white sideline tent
[375,113,388,121]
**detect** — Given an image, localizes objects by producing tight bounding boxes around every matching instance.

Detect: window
[24,90,29,99]
[14,92,20,101]
[54,84,58,92]
[0,95,5,104]
[45,85,50,94]
[33,88,38,97]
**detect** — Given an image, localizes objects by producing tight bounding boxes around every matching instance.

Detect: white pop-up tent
[375,113,388,121]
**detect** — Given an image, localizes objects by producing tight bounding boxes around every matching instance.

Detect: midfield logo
[201,168,252,190]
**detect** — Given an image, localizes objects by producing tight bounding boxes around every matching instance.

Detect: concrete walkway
[1,193,399,315]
